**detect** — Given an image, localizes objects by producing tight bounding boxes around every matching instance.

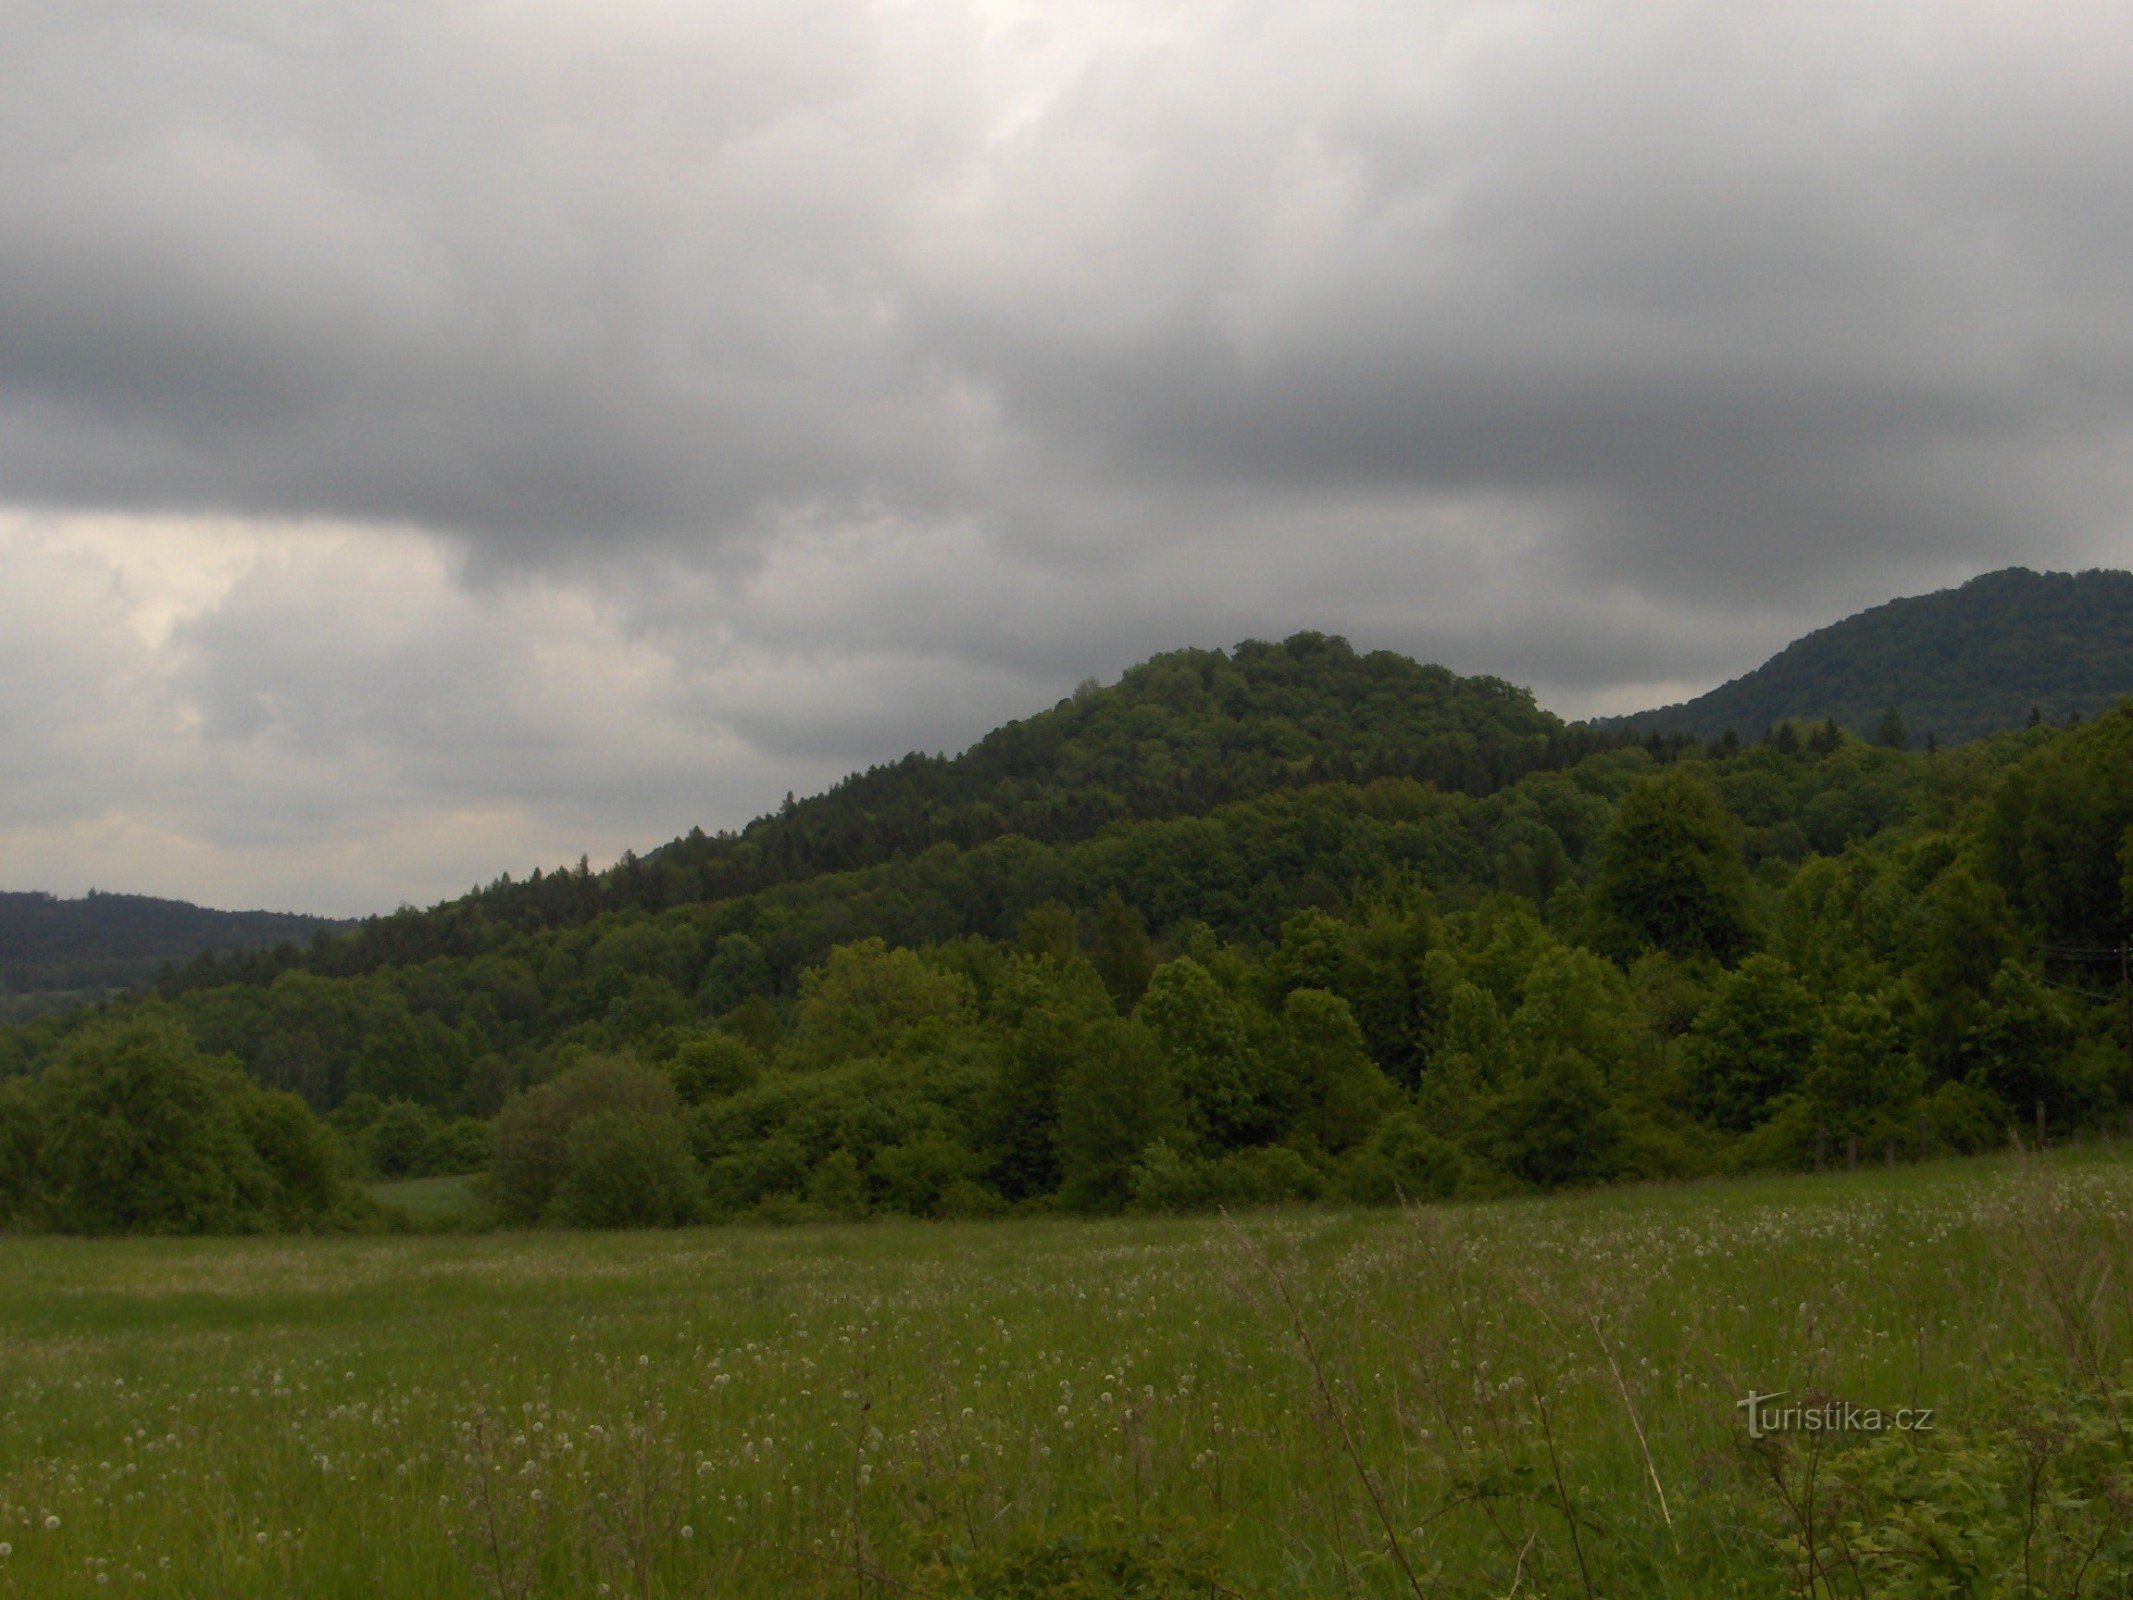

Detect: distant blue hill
[1604,567,2133,746]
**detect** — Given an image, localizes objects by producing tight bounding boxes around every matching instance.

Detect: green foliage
[1015,901,1080,963]
[1980,701,2133,950]
[805,1148,869,1220]
[1739,1366,2133,1598]
[1684,955,1821,1132]
[365,1100,438,1178]
[665,1030,763,1105]
[552,1110,703,1229]
[1089,890,1155,1012]
[1343,1109,1467,1203]
[1056,1018,1169,1214]
[1802,991,1920,1142]
[1136,958,1277,1151]
[0,1075,40,1225]
[787,939,974,1072]
[872,1132,985,1217]
[1591,766,1755,962]
[982,957,1113,1199]
[424,1116,493,1175]
[1617,566,2133,744]
[13,630,2133,1231]
[0,889,344,1008]
[1490,1046,1625,1187]
[1922,1077,2010,1154]
[30,1018,352,1234]
[687,1042,994,1218]
[1961,960,2076,1119]
[490,1057,682,1224]
[1126,1140,1321,1211]
[1277,988,1393,1152]
[1509,945,1637,1081]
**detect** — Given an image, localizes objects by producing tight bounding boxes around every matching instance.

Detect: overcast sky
[3,0,2130,916]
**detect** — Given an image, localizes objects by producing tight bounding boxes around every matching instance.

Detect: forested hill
[10,621,2133,1234]
[1612,567,2133,745]
[0,891,348,1013]
[171,633,1593,987]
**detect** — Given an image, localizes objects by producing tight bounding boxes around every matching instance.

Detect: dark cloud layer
[2,0,2131,911]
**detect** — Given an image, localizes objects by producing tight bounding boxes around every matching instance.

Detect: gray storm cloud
[1,0,2130,911]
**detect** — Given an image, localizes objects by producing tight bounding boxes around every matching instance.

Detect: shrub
[35,1018,350,1234]
[424,1117,493,1175]
[805,1148,869,1220]
[364,1100,438,1178]
[1056,1018,1169,1215]
[490,1057,681,1224]
[1127,1141,1321,1212]
[788,939,974,1071]
[1683,955,1821,1132]
[1343,1110,1466,1204]
[234,1090,345,1224]
[873,1133,984,1217]
[1491,1047,1626,1188]
[0,1075,44,1227]
[552,1111,703,1229]
[666,1031,762,1104]
[1925,1077,2010,1154]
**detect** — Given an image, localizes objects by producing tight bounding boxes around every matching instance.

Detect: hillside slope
[0,890,348,1017]
[1612,567,2133,744]
[187,633,1591,987]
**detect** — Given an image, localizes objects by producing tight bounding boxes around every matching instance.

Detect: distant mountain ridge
[0,890,349,1017]
[1608,567,2133,745]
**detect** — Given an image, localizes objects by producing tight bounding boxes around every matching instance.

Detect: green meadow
[6,1149,2132,1598]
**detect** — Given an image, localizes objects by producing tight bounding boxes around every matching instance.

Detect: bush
[364,1100,438,1178]
[0,1075,44,1227]
[1343,1110,1466,1204]
[873,1133,984,1217]
[34,1018,351,1234]
[666,1031,762,1104]
[490,1056,681,1224]
[424,1117,493,1175]
[234,1090,345,1225]
[1925,1077,2011,1154]
[805,1149,869,1220]
[1491,1047,1626,1188]
[1127,1141,1321,1212]
[552,1110,703,1229]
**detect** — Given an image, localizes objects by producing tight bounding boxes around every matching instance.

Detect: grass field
[5,1149,2133,1598]
[364,1174,490,1229]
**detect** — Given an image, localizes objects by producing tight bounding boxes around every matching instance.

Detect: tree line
[2,661,2128,1233]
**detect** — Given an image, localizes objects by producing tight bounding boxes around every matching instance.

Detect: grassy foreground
[5,1151,2133,1598]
